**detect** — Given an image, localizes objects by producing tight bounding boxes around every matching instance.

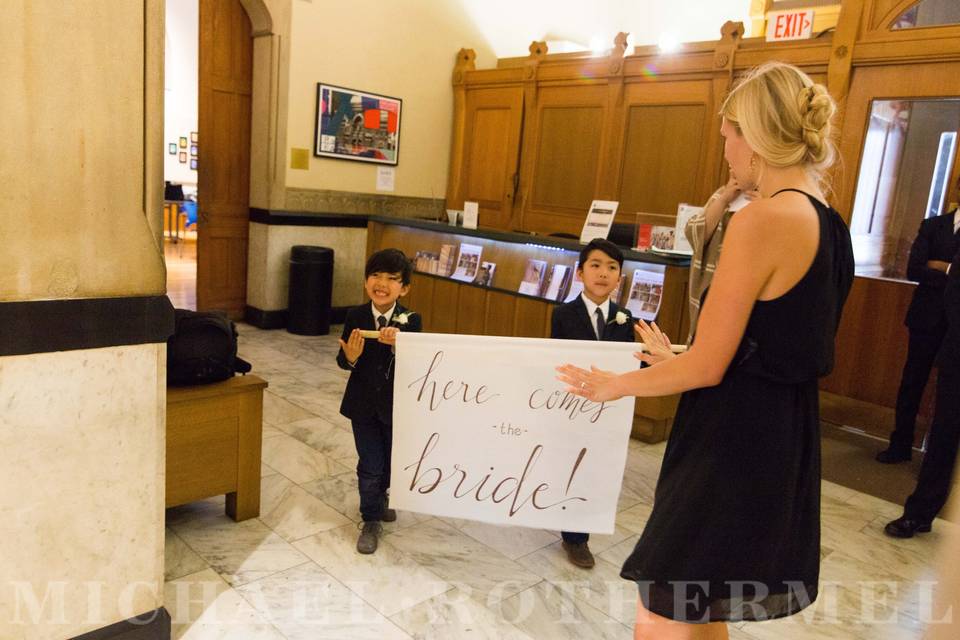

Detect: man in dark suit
[877,199,960,463]
[551,238,636,568]
[885,247,960,537]
[337,249,422,553]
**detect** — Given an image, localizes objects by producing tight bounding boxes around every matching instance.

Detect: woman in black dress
[558,61,854,639]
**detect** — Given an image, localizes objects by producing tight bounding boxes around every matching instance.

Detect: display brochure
[579,200,619,244]
[451,243,483,282]
[462,201,479,229]
[564,263,584,302]
[625,269,666,321]
[518,259,548,296]
[542,264,572,302]
[474,261,496,287]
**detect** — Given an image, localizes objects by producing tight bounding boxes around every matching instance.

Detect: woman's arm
[558,203,776,399]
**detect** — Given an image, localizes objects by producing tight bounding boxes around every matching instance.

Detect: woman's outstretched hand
[556,364,624,402]
[634,319,674,365]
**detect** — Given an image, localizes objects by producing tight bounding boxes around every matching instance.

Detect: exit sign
[766,10,815,41]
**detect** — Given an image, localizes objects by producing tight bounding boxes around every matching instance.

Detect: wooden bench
[165,375,268,521]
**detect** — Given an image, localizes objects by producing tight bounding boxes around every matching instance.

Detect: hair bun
[797,84,835,164]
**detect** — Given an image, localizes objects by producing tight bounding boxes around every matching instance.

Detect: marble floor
[164,323,956,639]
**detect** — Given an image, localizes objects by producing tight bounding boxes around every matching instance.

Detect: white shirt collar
[954,209,959,234]
[580,293,610,324]
[371,302,396,325]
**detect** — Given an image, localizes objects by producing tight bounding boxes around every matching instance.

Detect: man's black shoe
[875,448,912,464]
[884,516,932,539]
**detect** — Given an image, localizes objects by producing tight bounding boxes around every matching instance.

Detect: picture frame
[168,143,177,155]
[179,151,187,163]
[314,83,401,165]
[190,131,198,143]
[190,144,198,157]
[190,158,198,170]
[179,137,188,148]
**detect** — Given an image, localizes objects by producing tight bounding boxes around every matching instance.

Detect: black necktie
[595,308,604,340]
[377,315,387,329]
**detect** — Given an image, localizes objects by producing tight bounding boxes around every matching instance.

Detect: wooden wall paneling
[458,86,525,231]
[513,297,550,337]
[484,291,517,336]
[520,84,610,235]
[404,272,431,322]
[819,275,935,441]
[455,285,487,336]
[446,48,476,211]
[596,33,630,200]
[429,278,460,334]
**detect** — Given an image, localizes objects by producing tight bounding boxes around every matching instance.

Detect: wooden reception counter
[366,216,691,442]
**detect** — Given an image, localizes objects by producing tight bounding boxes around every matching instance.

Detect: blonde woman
[558,62,855,639]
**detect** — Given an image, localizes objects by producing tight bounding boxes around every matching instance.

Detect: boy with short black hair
[337,248,422,554]
[551,238,635,568]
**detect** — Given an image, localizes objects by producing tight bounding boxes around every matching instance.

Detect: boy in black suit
[551,238,635,568]
[337,249,422,554]
[878,197,960,464]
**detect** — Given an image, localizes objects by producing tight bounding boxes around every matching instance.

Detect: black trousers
[351,415,392,522]
[889,327,946,451]
[561,531,589,544]
[904,367,960,523]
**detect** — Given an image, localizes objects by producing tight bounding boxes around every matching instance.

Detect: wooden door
[197,0,252,317]
[459,87,524,230]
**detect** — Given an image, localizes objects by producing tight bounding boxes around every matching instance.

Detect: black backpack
[167,309,252,386]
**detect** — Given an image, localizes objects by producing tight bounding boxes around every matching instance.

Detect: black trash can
[287,245,334,335]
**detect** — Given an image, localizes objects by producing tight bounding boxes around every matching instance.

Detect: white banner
[390,332,638,534]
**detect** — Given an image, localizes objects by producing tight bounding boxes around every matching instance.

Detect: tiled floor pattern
[164,324,956,639]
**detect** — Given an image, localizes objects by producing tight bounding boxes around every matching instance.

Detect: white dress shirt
[580,293,610,339]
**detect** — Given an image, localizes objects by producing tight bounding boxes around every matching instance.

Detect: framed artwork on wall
[179,137,188,148]
[190,144,198,157]
[314,83,401,165]
[179,151,187,163]
[190,131,198,143]
[190,158,198,170]
[168,143,177,154]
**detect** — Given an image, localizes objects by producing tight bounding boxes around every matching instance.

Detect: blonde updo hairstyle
[721,62,837,178]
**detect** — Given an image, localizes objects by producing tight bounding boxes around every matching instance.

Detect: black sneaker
[875,448,912,464]
[357,521,382,554]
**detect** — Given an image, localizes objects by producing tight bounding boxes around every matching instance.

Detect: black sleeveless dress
[619,191,854,623]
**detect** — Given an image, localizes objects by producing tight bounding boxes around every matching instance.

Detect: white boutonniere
[393,312,413,326]
[614,311,628,325]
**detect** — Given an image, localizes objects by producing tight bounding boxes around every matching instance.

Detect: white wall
[284,0,496,199]
[460,0,754,56]
[164,0,199,187]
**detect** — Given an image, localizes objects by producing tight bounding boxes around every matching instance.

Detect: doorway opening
[163,0,199,310]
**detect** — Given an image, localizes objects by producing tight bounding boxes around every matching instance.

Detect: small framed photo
[190,158,198,170]
[190,131,198,143]
[179,151,187,163]
[190,144,198,157]
[168,143,177,155]
[179,137,188,148]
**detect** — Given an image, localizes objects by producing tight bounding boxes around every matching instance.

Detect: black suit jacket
[938,250,960,373]
[337,302,422,423]
[905,211,959,331]
[551,295,635,343]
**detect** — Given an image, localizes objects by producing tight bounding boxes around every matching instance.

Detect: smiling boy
[549,238,635,568]
[337,248,422,554]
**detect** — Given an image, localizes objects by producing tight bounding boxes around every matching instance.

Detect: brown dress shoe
[562,541,595,568]
[381,496,397,523]
[357,521,382,554]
